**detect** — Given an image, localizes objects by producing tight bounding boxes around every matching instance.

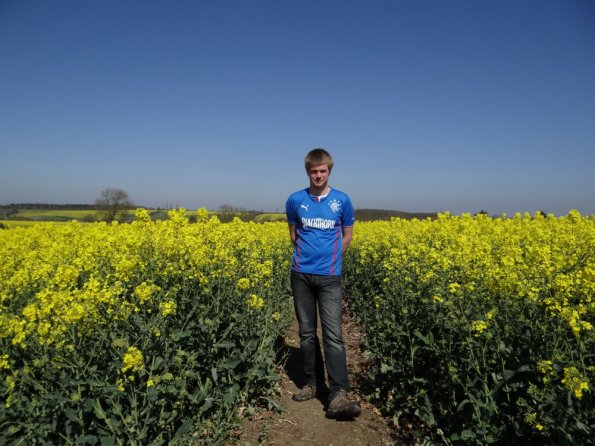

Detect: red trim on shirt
[330,225,340,275]
[295,234,301,272]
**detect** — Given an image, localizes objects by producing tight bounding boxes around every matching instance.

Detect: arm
[288,224,296,245]
[341,226,353,255]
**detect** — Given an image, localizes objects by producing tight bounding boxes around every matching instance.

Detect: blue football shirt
[285,187,355,276]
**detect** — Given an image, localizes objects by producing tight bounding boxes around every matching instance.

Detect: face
[307,163,330,189]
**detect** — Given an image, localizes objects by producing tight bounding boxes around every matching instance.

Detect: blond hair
[304,148,334,172]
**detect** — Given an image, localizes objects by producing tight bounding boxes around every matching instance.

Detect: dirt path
[230,309,408,445]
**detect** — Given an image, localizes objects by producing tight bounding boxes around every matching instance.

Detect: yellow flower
[537,359,556,383]
[523,412,546,431]
[0,354,10,370]
[537,360,554,375]
[196,207,209,223]
[471,320,488,336]
[168,208,188,225]
[561,366,590,399]
[134,208,152,222]
[134,282,161,304]
[247,294,264,309]
[237,277,250,291]
[5,375,16,390]
[159,300,177,317]
[121,346,144,374]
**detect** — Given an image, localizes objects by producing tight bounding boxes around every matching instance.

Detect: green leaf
[456,399,471,412]
[172,418,193,442]
[224,384,240,405]
[413,330,429,343]
[220,358,242,369]
[198,397,214,414]
[150,356,165,371]
[64,408,81,423]
[171,330,192,341]
[502,369,515,380]
[99,436,117,446]
[516,364,531,374]
[92,399,106,420]
[76,435,99,445]
[575,420,589,432]
[460,430,476,440]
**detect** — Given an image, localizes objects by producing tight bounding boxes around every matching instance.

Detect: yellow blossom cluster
[346,210,594,437]
[0,210,295,443]
[247,294,265,309]
[561,366,590,399]
[121,346,144,374]
[0,210,291,369]
[351,211,594,336]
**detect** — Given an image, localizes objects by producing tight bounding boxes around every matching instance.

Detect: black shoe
[326,389,361,418]
[292,384,317,402]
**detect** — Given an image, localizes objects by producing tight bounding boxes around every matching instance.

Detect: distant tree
[96,188,133,223]
[218,204,236,223]
[0,209,16,220]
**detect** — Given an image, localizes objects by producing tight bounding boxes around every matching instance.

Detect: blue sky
[1,0,594,215]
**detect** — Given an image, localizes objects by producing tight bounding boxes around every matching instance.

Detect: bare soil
[229,308,413,446]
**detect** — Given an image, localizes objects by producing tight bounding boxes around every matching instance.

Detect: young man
[285,148,361,419]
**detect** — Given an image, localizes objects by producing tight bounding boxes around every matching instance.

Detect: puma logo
[301,204,309,211]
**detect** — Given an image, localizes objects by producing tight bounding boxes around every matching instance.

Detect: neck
[309,184,329,197]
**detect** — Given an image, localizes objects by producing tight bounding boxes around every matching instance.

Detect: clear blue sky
[1,0,594,215]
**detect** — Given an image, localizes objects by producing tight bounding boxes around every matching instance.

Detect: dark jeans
[291,270,349,398]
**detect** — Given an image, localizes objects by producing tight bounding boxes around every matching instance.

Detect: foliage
[3,207,594,444]
[0,209,293,445]
[95,188,134,223]
[344,211,594,445]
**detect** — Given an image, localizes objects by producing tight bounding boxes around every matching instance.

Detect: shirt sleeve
[342,195,355,227]
[285,195,298,225]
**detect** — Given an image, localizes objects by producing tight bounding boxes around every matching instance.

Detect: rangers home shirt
[286,187,355,276]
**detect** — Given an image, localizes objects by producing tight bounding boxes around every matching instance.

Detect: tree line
[2,188,442,224]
